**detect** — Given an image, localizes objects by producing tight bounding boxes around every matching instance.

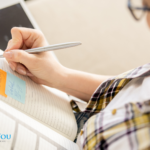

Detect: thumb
[3,50,37,69]
[6,28,23,51]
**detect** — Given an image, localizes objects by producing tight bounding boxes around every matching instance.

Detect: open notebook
[0,57,79,150]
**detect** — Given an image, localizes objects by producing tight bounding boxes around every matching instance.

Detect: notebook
[0,56,80,150]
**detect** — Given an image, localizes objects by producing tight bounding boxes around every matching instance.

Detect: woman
[3,0,150,149]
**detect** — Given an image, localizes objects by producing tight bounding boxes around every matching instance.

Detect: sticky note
[0,69,7,97]
[5,72,26,104]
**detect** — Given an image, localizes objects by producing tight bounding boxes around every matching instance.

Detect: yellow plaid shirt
[71,63,150,150]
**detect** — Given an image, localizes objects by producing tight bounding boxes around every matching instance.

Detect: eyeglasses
[128,0,150,21]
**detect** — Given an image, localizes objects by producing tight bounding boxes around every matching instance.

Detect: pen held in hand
[0,42,81,58]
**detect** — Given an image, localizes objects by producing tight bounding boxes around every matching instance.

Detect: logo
[0,134,11,140]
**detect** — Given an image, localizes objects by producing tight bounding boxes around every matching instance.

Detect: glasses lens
[130,0,144,19]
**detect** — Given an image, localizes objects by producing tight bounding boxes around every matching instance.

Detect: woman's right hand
[3,27,111,102]
[3,27,67,88]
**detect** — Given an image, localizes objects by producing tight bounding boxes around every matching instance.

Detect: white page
[0,58,77,141]
[39,138,57,150]
[0,112,16,150]
[0,101,79,150]
[14,124,37,150]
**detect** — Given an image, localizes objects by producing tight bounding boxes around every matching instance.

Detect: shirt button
[80,129,84,136]
[112,109,117,115]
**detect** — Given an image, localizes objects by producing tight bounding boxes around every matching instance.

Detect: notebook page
[0,59,77,141]
[0,100,79,150]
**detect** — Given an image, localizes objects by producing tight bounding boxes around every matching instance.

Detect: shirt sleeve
[75,63,150,149]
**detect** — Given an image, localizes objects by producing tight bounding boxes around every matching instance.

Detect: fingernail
[26,72,34,77]
[6,44,12,51]
[4,51,12,58]
[17,68,26,75]
[9,62,15,71]
[7,45,12,50]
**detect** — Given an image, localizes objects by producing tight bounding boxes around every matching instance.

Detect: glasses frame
[128,0,150,21]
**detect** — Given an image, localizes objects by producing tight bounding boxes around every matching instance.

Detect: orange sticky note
[0,69,7,97]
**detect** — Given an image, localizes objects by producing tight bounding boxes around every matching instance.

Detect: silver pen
[0,42,81,58]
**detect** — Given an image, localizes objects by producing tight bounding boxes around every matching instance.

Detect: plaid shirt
[71,63,150,150]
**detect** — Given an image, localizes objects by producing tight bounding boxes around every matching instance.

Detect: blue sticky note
[5,72,26,104]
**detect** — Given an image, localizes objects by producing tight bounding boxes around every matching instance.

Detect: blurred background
[25,0,150,76]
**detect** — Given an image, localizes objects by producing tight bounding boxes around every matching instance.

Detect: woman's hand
[3,27,66,88]
[3,27,112,102]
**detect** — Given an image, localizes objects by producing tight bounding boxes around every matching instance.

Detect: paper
[0,69,7,97]
[0,49,4,55]
[0,111,16,150]
[39,138,57,150]
[14,124,37,150]
[0,59,77,141]
[5,72,26,104]
[0,101,79,150]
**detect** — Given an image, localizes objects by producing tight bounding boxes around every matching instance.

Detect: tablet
[0,0,40,50]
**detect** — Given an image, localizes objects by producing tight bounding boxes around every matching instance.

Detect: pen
[0,42,81,58]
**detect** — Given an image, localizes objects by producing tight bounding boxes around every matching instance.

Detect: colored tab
[5,72,26,104]
[0,69,7,97]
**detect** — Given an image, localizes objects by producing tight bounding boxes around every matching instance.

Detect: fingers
[15,64,34,76]
[6,27,47,52]
[8,61,17,71]
[6,28,23,51]
[8,61,34,76]
[3,50,38,72]
[20,27,47,48]
[16,63,27,75]
[26,70,34,77]
[4,27,47,77]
